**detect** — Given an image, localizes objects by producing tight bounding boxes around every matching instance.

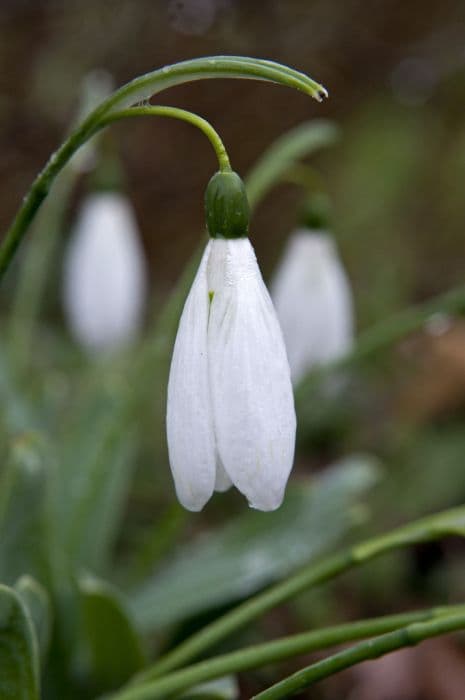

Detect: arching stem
[0,55,326,280]
[99,106,231,172]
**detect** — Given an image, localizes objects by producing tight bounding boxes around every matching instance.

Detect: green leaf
[0,342,37,434]
[387,424,465,518]
[130,457,380,631]
[178,676,239,700]
[122,504,188,588]
[56,380,136,573]
[0,433,78,657]
[0,433,50,585]
[78,575,145,690]
[0,584,40,699]
[15,576,51,664]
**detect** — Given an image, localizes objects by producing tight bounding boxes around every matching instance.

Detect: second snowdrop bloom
[167,171,296,512]
[271,224,354,385]
[63,192,147,354]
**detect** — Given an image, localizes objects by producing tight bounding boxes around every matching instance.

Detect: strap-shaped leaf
[79,575,145,690]
[15,576,51,664]
[130,457,379,631]
[178,676,239,700]
[55,382,136,573]
[0,433,50,585]
[0,584,40,699]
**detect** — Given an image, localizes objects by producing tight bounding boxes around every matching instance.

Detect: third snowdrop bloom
[167,171,296,512]
[63,192,147,354]
[271,228,354,384]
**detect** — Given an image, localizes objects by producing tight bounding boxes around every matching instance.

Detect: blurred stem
[7,71,113,369]
[245,120,339,209]
[108,605,465,699]
[7,105,227,370]
[253,610,465,699]
[99,106,231,172]
[295,283,465,405]
[0,56,326,279]
[280,162,327,193]
[124,505,465,680]
[8,169,75,368]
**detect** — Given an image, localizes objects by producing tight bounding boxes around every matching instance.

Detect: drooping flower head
[271,194,354,384]
[167,171,296,512]
[63,191,147,354]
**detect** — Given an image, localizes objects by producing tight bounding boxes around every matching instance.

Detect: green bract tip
[205,171,250,239]
[299,191,332,230]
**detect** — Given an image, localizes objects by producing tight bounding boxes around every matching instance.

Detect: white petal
[214,459,233,492]
[271,230,353,384]
[207,238,296,511]
[63,193,147,353]
[166,243,216,511]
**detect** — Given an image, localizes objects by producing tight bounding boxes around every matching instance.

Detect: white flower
[271,229,354,384]
[63,192,147,353]
[167,237,296,512]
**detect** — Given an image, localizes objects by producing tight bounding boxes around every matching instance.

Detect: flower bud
[63,192,147,354]
[271,224,353,385]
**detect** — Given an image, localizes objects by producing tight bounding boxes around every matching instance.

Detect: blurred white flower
[271,229,354,384]
[167,237,296,512]
[63,192,147,353]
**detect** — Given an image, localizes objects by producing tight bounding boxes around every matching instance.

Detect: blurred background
[1,0,464,306]
[0,2,465,699]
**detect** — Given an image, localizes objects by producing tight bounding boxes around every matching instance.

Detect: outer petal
[207,238,296,511]
[63,192,147,353]
[166,242,216,511]
[271,230,353,383]
[214,460,233,492]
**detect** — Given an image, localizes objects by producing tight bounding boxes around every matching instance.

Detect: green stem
[295,284,465,404]
[107,605,464,700]
[0,56,326,279]
[279,163,327,194]
[130,505,465,680]
[7,105,226,369]
[99,106,231,172]
[7,169,76,368]
[253,610,465,699]
[245,120,338,209]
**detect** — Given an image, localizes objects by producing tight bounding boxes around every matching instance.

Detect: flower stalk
[131,504,465,680]
[99,106,231,172]
[107,605,465,700]
[253,610,465,699]
[0,56,326,279]
[245,120,338,209]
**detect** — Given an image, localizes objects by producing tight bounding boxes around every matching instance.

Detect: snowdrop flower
[271,219,353,385]
[167,171,296,512]
[63,192,147,353]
